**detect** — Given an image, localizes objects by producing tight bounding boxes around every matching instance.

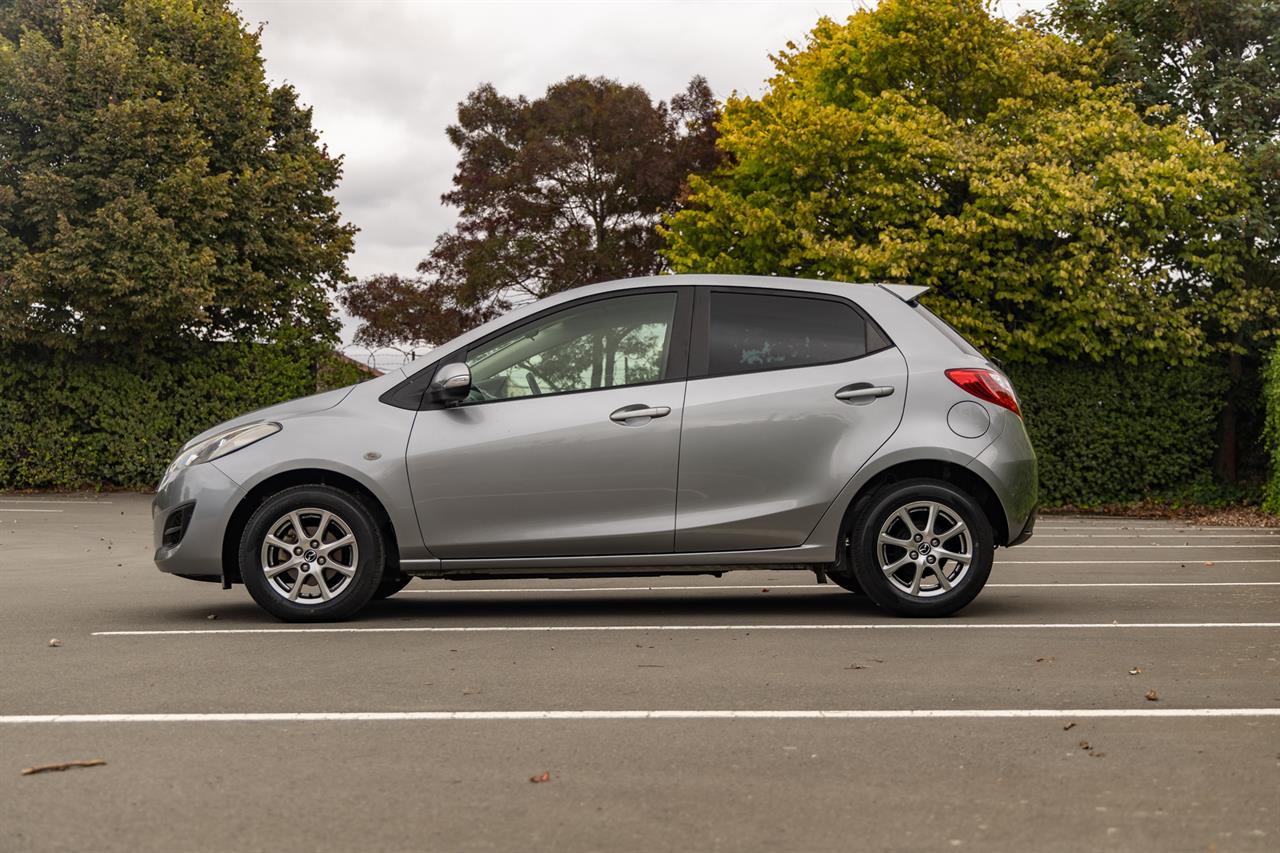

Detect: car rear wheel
[240,485,385,622]
[847,479,993,617]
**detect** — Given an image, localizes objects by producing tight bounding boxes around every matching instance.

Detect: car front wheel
[240,485,385,622]
[847,479,994,617]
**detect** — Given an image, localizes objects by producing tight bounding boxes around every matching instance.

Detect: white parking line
[1014,544,1280,549]
[3,708,1278,724]
[1032,534,1279,539]
[397,581,1280,595]
[0,498,111,505]
[0,508,63,513]
[1000,559,1278,564]
[1034,522,1274,527]
[93,622,1280,636]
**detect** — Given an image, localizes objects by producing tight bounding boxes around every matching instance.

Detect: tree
[341,75,719,348]
[0,0,355,353]
[1048,0,1280,479]
[661,0,1250,365]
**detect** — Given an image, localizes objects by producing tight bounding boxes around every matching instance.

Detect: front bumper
[152,462,244,580]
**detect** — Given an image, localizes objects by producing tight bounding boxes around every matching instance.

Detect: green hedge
[1263,344,1280,513]
[1006,360,1230,507]
[0,344,369,490]
[0,344,1252,506]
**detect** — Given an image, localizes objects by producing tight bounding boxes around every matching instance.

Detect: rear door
[675,287,908,552]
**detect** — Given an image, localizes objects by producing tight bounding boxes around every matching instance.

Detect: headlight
[165,422,281,479]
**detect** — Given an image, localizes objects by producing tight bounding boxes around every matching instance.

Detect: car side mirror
[428,362,471,406]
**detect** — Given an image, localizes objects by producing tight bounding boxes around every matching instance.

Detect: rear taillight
[945,368,1021,418]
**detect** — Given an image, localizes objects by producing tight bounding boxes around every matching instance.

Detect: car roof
[560,274,927,302]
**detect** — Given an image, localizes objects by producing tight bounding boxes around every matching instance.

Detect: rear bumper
[1009,505,1037,546]
[969,413,1037,545]
[152,462,243,580]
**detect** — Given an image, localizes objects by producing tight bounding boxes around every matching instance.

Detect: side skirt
[399,543,831,580]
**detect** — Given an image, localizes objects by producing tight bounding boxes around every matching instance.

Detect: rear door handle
[609,404,671,424]
[835,384,894,402]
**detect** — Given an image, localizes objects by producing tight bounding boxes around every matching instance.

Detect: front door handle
[835,384,894,402]
[609,404,672,424]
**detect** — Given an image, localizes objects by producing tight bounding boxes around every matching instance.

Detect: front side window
[707,291,875,376]
[464,292,678,402]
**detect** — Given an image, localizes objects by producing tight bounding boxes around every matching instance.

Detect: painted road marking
[1012,544,1280,549]
[0,508,63,513]
[999,559,1277,565]
[93,622,1280,637]
[3,709,1278,724]
[1034,522,1274,527]
[0,499,111,505]
[396,582,1280,595]
[1032,534,1279,539]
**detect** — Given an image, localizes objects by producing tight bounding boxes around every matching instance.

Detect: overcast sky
[230,0,1050,345]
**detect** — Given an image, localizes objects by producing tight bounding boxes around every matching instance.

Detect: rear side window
[707,291,888,376]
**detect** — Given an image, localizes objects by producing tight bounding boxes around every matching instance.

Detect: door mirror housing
[428,362,471,406]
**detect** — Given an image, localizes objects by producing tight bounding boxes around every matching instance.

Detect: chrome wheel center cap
[303,548,318,562]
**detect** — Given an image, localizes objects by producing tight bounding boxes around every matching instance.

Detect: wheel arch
[221,468,400,585]
[838,459,1009,549]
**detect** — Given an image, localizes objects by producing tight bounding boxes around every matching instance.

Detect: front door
[675,287,908,551]
[406,289,690,559]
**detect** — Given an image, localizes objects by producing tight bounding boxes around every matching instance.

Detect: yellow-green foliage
[662,0,1251,365]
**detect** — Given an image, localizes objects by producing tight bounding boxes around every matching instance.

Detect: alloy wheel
[259,507,359,605]
[875,500,973,598]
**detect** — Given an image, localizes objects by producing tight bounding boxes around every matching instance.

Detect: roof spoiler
[877,283,930,304]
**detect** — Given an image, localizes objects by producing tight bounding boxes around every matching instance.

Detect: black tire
[373,573,412,600]
[827,569,864,595]
[240,485,385,622]
[847,478,994,617]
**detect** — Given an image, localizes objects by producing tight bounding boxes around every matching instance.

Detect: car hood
[182,385,357,450]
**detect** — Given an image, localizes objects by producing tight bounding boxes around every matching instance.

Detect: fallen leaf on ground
[47,639,60,648]
[1145,689,1160,702]
[529,771,551,783]
[1129,667,1143,675]
[1204,561,1215,567]
[462,688,481,695]
[1089,752,1106,758]
[1063,722,1076,731]
[1036,656,1055,663]
[1078,740,1091,750]
[845,664,867,670]
[21,759,106,776]
[761,588,770,593]
[206,614,217,620]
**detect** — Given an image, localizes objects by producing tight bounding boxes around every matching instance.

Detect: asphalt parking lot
[2,493,1278,852]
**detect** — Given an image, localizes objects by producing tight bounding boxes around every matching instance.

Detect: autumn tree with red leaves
[340,75,720,348]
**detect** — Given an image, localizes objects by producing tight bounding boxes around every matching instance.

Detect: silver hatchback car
[154,275,1036,621]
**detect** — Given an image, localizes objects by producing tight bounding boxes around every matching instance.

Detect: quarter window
[463,292,678,402]
[707,292,878,375]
